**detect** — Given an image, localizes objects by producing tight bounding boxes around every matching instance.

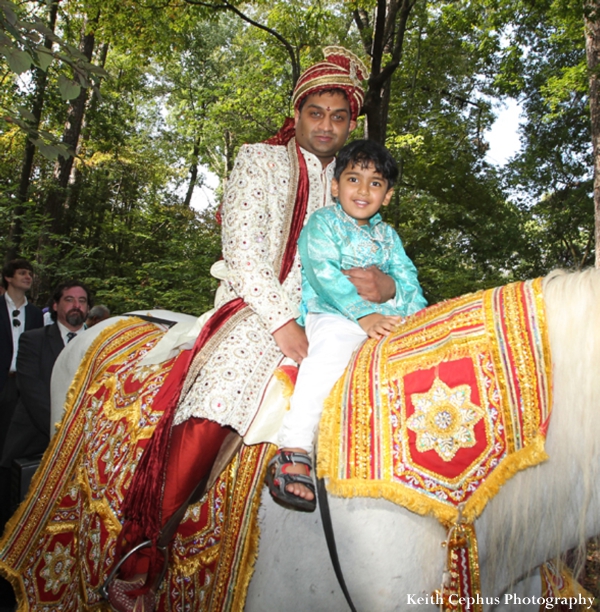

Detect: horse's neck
[478,269,600,590]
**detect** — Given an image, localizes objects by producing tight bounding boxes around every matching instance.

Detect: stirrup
[99,539,169,601]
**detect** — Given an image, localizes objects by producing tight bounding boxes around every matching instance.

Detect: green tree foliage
[483,0,595,272]
[0,0,596,315]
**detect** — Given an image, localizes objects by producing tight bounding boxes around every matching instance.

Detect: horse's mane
[479,268,600,590]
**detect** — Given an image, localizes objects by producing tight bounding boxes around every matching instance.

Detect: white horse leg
[246,490,349,612]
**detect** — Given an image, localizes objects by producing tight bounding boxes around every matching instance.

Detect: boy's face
[331,162,394,225]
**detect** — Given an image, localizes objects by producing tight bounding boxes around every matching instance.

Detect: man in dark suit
[0,280,92,525]
[0,259,44,455]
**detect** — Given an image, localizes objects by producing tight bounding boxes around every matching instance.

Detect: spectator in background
[86,304,110,327]
[0,280,92,526]
[0,259,44,456]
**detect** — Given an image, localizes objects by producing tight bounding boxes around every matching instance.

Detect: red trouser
[123,417,230,577]
[161,417,230,519]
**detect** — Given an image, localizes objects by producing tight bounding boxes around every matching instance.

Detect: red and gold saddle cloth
[0,317,270,612]
[318,278,552,525]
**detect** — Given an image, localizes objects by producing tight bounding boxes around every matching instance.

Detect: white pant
[278,313,367,453]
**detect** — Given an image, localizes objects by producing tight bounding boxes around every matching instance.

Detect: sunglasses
[12,309,20,327]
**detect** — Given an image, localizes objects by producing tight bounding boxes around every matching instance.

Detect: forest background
[0,0,597,316]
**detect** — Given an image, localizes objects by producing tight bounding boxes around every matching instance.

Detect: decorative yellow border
[318,280,552,526]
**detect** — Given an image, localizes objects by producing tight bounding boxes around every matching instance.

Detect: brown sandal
[265,449,317,512]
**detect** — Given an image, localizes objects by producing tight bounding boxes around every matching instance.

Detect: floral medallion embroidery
[407,376,485,461]
[39,541,76,594]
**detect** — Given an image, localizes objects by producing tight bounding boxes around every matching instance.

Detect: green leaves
[0,0,596,312]
[57,74,81,100]
[1,46,31,73]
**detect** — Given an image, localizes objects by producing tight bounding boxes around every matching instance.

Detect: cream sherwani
[174,141,335,434]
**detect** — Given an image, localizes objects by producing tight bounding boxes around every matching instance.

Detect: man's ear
[381,188,394,207]
[52,301,58,313]
[331,178,340,199]
[349,119,357,132]
[294,108,301,126]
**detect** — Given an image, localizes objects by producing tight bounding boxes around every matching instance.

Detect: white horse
[247,269,600,611]
[46,269,600,611]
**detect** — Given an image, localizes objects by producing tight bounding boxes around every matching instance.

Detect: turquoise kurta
[298,203,427,324]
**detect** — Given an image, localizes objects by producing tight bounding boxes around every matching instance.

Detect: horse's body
[40,270,600,610]
[247,269,600,611]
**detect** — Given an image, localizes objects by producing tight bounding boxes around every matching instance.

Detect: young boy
[267,139,427,511]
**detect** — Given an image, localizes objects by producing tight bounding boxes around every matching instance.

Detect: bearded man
[1,280,92,472]
[106,47,399,611]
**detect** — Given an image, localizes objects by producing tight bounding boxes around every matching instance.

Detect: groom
[110,47,399,611]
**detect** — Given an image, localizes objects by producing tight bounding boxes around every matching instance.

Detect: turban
[264,46,368,146]
[291,46,369,121]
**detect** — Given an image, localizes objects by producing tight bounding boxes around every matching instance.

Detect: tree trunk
[357,0,417,144]
[183,137,201,208]
[584,0,600,268]
[63,42,109,226]
[5,0,60,262]
[43,16,97,237]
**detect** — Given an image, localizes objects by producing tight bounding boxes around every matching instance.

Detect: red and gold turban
[264,46,369,146]
[291,46,369,121]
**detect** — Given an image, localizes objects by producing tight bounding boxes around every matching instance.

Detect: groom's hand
[272,320,308,364]
[344,266,396,303]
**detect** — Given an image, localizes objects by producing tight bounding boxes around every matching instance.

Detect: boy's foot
[265,449,317,512]
[280,448,315,500]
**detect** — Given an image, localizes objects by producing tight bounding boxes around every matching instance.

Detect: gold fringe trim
[0,317,165,610]
[318,341,550,525]
[273,368,295,402]
[230,444,276,612]
[319,432,547,525]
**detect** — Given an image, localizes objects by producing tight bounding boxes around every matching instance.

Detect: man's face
[53,286,89,330]
[5,268,33,293]
[294,91,356,166]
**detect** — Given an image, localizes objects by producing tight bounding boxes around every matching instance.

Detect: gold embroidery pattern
[0,316,273,612]
[39,541,76,595]
[318,279,552,525]
[408,377,485,462]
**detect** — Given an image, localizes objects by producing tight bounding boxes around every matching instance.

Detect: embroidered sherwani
[175,142,335,434]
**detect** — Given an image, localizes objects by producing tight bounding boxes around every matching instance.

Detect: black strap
[317,476,358,612]
[124,313,179,327]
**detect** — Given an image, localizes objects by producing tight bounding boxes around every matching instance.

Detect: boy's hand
[343,266,396,303]
[358,313,402,339]
[272,320,308,364]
